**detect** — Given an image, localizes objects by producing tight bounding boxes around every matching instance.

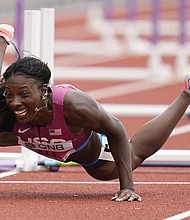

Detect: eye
[20,90,30,98]
[3,91,12,99]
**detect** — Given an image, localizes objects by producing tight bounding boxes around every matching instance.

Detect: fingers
[127,194,142,202]
[111,189,142,202]
[111,192,119,201]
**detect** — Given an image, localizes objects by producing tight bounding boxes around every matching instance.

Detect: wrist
[120,182,134,191]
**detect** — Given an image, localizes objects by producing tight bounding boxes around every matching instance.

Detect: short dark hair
[3,56,51,85]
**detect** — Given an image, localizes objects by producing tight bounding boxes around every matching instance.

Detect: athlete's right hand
[111,188,142,202]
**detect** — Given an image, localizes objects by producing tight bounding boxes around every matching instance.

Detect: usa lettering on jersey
[17,136,73,152]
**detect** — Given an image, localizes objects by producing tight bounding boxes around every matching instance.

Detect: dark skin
[1,37,190,202]
[2,74,190,202]
[2,74,139,202]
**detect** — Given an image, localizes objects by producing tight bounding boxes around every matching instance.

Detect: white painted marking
[0,181,189,185]
[164,210,190,220]
[0,169,19,178]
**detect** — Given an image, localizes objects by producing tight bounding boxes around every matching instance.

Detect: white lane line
[0,181,190,185]
[164,210,190,220]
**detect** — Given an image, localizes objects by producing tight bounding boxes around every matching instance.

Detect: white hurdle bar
[1,149,190,169]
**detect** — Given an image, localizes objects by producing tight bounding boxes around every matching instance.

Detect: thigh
[84,143,143,180]
[84,161,119,181]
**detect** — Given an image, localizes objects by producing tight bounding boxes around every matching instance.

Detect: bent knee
[131,154,145,170]
[84,161,119,181]
[130,144,146,170]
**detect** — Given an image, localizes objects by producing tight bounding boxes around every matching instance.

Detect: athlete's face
[4,74,45,124]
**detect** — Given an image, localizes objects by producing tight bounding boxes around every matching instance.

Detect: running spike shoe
[184,74,190,94]
[0,24,14,44]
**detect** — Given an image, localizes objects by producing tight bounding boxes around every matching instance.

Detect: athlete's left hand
[111,188,142,202]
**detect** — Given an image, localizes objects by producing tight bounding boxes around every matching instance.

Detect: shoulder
[50,84,79,93]
[50,84,79,105]
[64,90,104,125]
[65,90,99,110]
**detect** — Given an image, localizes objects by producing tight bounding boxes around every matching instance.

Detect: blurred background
[1,0,189,81]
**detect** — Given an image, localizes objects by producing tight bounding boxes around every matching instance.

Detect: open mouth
[14,109,28,118]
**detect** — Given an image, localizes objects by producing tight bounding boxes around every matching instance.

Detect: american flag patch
[49,128,62,136]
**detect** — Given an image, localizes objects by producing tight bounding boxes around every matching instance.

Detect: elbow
[0,132,18,146]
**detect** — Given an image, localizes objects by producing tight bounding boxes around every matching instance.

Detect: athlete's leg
[130,90,190,169]
[85,89,190,181]
[0,24,14,74]
[0,37,7,74]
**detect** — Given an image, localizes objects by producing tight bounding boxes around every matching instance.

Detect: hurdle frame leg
[21,8,55,171]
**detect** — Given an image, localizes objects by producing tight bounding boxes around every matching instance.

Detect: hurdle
[0,7,55,172]
[87,0,190,80]
[15,0,24,54]
[175,0,189,80]
[22,8,55,171]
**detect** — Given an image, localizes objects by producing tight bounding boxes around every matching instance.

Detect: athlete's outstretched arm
[64,90,141,202]
[130,91,190,169]
[0,132,18,146]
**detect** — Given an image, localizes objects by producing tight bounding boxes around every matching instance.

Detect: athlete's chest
[16,126,76,152]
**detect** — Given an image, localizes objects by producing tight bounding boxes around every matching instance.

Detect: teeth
[14,109,27,116]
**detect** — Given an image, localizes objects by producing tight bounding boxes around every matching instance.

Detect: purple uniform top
[12,84,93,162]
